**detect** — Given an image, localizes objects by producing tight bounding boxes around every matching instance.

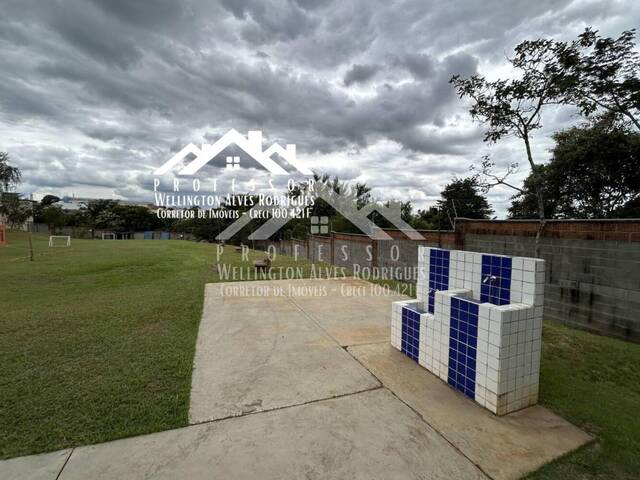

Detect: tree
[510,121,640,218]
[436,177,493,229]
[41,205,67,233]
[0,152,27,238]
[82,199,119,231]
[450,39,568,254]
[556,28,640,130]
[0,193,30,228]
[507,164,558,219]
[0,152,21,192]
[40,195,61,206]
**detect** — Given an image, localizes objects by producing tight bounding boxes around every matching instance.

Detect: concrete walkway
[1,278,591,480]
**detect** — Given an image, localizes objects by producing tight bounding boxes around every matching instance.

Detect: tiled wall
[392,246,545,416]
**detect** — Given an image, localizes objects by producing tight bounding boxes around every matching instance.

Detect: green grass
[528,322,640,479]
[0,230,327,459]
[1,231,639,478]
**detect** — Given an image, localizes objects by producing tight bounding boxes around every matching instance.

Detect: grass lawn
[528,322,640,479]
[0,230,328,459]
[1,231,639,479]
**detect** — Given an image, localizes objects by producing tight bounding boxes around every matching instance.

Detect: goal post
[102,232,116,240]
[49,235,71,247]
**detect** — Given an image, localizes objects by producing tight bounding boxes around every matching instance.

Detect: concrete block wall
[461,221,640,341]
[308,236,331,263]
[376,238,427,274]
[333,234,372,269]
[255,219,639,341]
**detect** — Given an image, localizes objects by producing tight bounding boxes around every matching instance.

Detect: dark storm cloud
[343,64,381,86]
[0,0,637,215]
[46,2,144,69]
[392,53,435,79]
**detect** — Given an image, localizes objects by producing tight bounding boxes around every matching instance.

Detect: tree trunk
[523,132,545,257]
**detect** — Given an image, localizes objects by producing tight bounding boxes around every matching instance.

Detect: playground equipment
[391,246,544,416]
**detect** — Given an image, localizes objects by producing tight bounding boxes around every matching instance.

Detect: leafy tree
[510,121,640,218]
[614,197,640,218]
[33,195,62,224]
[0,152,21,192]
[450,39,571,253]
[41,205,67,233]
[450,39,567,225]
[0,193,30,227]
[436,177,493,229]
[82,199,120,231]
[0,152,25,228]
[112,204,160,231]
[415,207,440,230]
[84,199,120,222]
[555,28,640,130]
[80,200,161,232]
[507,164,558,219]
[40,195,61,206]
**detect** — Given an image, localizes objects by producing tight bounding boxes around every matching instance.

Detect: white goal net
[49,235,71,247]
[102,233,116,240]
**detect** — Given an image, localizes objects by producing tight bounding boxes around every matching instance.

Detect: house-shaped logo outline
[153,129,313,176]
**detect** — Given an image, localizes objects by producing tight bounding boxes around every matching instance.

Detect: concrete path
[55,389,487,480]
[349,342,592,480]
[1,278,590,480]
[189,279,382,422]
[0,449,71,480]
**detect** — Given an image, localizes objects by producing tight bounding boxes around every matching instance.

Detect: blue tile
[401,306,420,362]
[468,324,478,337]
[459,320,468,333]
[447,300,478,399]
[428,249,450,313]
[467,357,476,371]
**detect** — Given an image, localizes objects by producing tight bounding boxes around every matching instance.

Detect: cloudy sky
[1,0,638,217]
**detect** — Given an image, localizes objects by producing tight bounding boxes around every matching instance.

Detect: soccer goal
[49,235,71,247]
[102,232,116,240]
